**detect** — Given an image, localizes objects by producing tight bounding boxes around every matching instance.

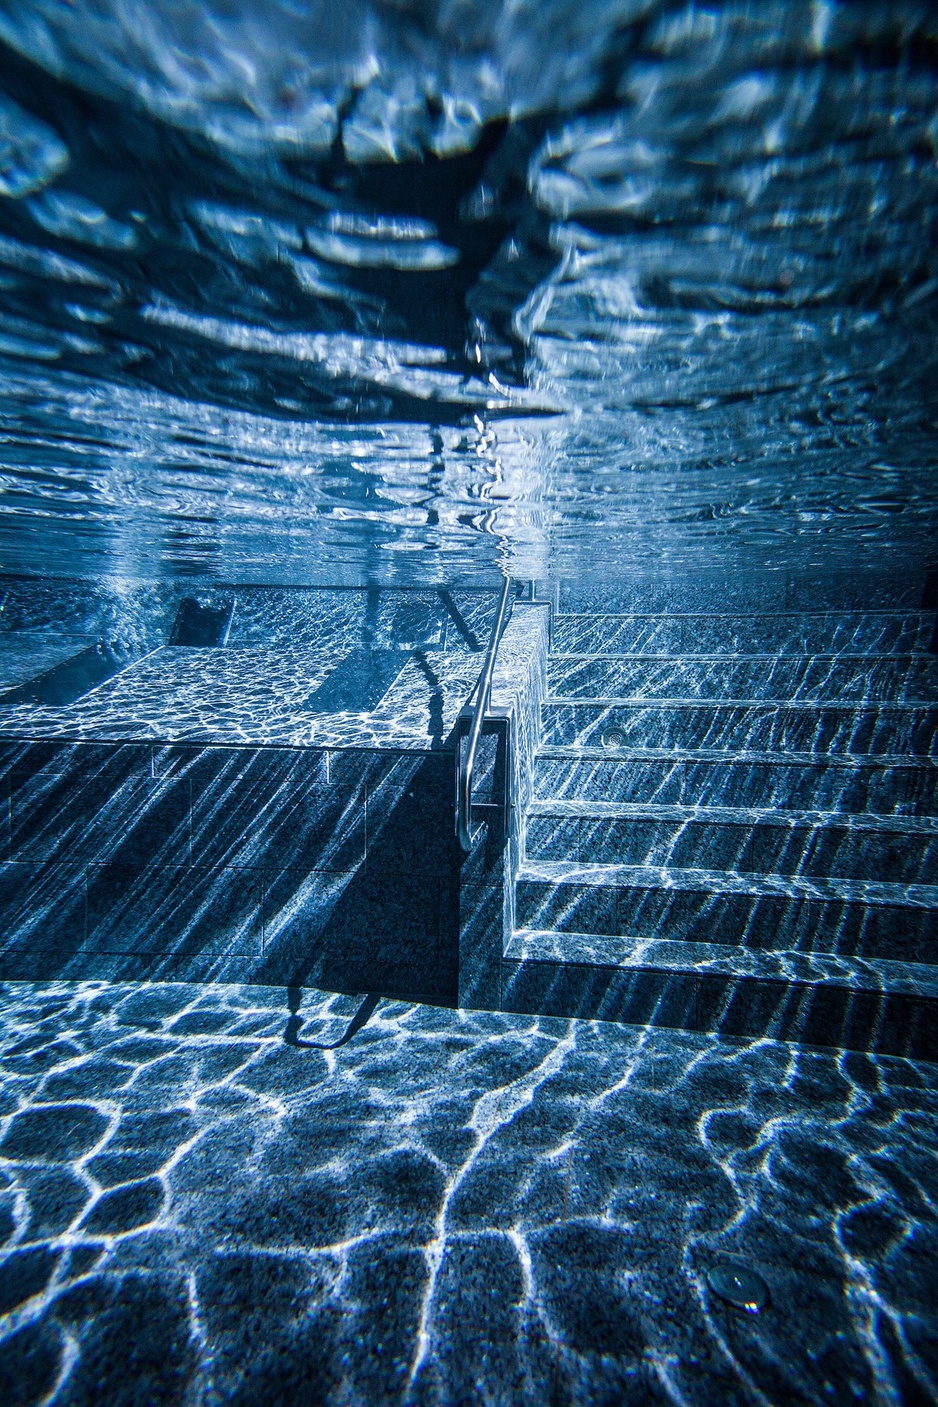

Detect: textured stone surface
[498,602,938,1047]
[550,610,936,657]
[0,745,460,1002]
[0,980,936,1406]
[0,583,498,749]
[0,581,496,995]
[0,645,482,750]
[542,699,938,756]
[547,653,938,704]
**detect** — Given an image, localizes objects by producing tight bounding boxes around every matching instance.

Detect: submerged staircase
[501,606,938,1057]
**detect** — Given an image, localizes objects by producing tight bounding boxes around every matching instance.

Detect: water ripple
[0,3,934,582]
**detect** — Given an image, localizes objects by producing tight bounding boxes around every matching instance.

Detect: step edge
[544,695,938,710]
[505,928,938,999]
[552,610,934,622]
[525,800,938,832]
[517,859,938,907]
[535,745,938,767]
[548,651,938,661]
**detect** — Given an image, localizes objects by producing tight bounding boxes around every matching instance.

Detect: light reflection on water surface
[0,1,934,584]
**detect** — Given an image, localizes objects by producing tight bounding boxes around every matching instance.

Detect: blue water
[0,1,936,587]
[1,13,938,1404]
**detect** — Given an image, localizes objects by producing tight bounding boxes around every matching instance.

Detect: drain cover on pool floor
[706,1263,769,1314]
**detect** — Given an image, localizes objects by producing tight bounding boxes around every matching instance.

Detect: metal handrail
[457,575,512,851]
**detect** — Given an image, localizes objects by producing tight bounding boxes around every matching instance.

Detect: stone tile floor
[0,981,935,1406]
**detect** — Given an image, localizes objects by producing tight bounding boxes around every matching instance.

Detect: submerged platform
[0,578,519,1003]
[460,572,938,1062]
[0,578,496,748]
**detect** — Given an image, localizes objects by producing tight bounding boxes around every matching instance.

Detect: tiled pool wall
[0,741,461,1003]
[0,576,500,650]
[1,568,935,1041]
[0,584,554,1010]
[555,566,935,616]
[0,578,513,1002]
[484,568,938,1058]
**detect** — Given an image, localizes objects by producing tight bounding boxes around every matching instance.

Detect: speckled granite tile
[0,740,459,1000]
[0,581,501,666]
[1,982,936,1406]
[0,636,98,693]
[550,612,936,657]
[524,806,938,884]
[224,587,367,650]
[0,646,483,751]
[499,959,938,1060]
[0,577,177,654]
[505,928,938,1000]
[557,572,924,614]
[533,749,938,814]
[543,701,938,757]
[547,654,938,704]
[514,863,938,962]
[534,753,687,805]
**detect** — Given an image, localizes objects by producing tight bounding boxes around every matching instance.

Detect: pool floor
[1,980,935,1406]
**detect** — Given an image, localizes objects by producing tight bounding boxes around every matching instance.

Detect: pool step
[501,924,938,1059]
[524,800,938,884]
[542,698,938,755]
[550,610,938,657]
[514,860,937,964]
[547,653,938,703]
[505,927,938,1000]
[533,747,938,815]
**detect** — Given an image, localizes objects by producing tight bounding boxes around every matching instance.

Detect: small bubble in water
[706,1263,769,1314]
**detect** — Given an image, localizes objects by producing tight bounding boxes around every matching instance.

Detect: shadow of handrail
[283,990,380,1049]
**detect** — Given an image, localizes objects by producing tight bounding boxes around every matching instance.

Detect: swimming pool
[0,5,937,1404]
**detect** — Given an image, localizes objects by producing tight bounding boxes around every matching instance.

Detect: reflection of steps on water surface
[0,578,504,999]
[459,584,938,1059]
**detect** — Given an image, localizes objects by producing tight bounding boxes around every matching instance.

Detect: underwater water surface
[0,0,934,586]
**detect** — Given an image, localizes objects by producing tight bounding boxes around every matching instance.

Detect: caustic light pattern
[0,981,937,1407]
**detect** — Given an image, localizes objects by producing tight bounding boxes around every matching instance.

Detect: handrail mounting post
[456,576,512,852]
